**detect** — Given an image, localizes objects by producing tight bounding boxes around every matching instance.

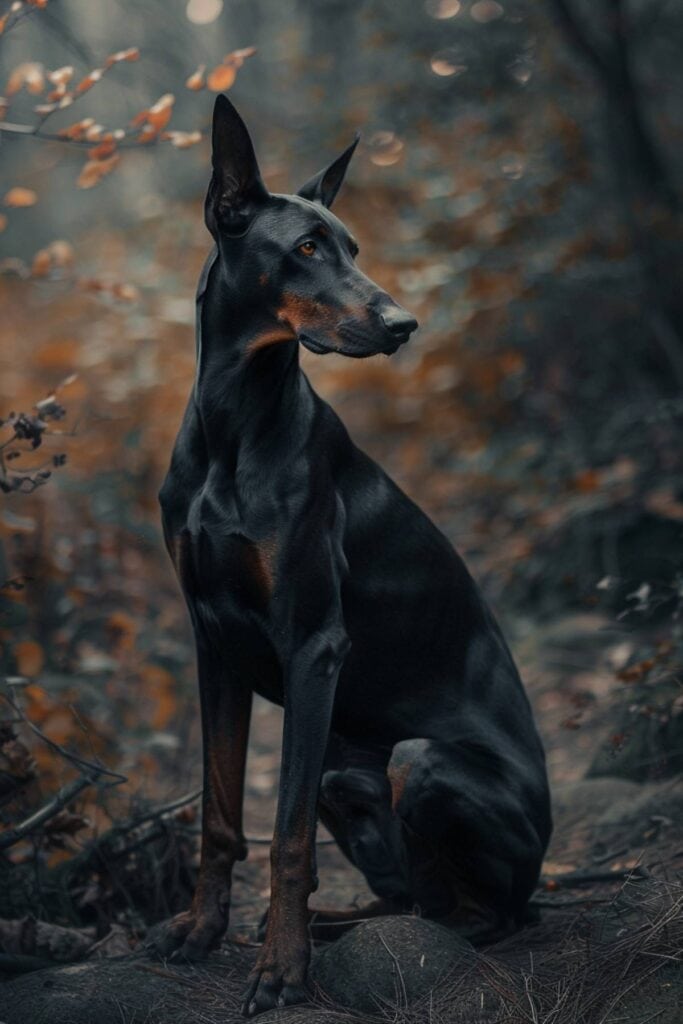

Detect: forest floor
[2,607,682,1024]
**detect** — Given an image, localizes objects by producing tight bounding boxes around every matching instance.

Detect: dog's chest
[170,515,279,615]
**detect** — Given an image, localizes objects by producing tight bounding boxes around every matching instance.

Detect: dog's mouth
[299,332,407,359]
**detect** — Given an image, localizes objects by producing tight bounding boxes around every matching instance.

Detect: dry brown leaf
[14,640,44,678]
[73,68,104,96]
[47,65,74,86]
[105,47,140,67]
[88,136,117,160]
[58,117,95,141]
[166,130,202,149]
[232,46,257,61]
[84,123,104,141]
[145,93,175,132]
[6,62,45,97]
[76,153,120,189]
[31,249,52,277]
[136,124,158,144]
[0,213,7,233]
[207,63,236,91]
[185,64,206,91]
[4,187,38,207]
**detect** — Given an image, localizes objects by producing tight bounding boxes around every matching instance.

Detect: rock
[310,915,474,1013]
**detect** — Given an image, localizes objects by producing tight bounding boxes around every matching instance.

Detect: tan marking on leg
[387,759,413,811]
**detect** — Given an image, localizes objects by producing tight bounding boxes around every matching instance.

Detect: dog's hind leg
[390,736,550,943]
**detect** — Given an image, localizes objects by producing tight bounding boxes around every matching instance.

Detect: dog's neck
[193,253,313,464]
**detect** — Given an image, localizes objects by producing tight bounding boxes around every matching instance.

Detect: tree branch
[0,774,94,851]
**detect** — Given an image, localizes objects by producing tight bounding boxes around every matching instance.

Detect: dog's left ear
[297,134,359,209]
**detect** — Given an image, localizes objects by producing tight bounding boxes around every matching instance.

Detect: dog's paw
[241,939,309,1016]
[146,907,227,962]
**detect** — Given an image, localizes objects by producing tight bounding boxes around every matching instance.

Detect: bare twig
[0,773,93,851]
[1,692,127,785]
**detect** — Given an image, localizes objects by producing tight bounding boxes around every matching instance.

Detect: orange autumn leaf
[47,65,74,86]
[140,664,177,729]
[84,123,104,142]
[4,187,38,207]
[76,153,120,189]
[165,130,202,149]
[73,68,104,96]
[6,62,45,96]
[58,117,95,140]
[104,47,140,68]
[206,46,256,91]
[573,468,599,493]
[31,248,52,277]
[185,65,206,91]
[106,611,137,652]
[207,63,236,91]
[88,137,117,160]
[14,640,45,678]
[145,93,175,132]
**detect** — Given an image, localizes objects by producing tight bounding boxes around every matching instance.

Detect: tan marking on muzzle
[277,292,335,333]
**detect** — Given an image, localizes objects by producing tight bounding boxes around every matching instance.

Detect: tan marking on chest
[242,535,278,600]
[171,530,197,593]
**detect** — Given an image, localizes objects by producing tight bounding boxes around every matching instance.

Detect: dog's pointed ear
[296,134,359,209]
[205,94,269,237]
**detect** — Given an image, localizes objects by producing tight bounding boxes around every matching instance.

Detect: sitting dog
[156,94,552,1016]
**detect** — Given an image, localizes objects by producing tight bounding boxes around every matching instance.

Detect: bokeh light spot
[186,0,223,25]
[430,49,467,77]
[471,1,504,23]
[424,0,461,18]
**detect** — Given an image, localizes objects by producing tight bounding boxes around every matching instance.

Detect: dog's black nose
[380,309,418,337]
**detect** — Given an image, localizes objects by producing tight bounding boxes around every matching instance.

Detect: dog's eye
[298,240,317,257]
[350,242,359,258]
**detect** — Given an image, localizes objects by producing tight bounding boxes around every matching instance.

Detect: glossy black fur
[155,95,552,1015]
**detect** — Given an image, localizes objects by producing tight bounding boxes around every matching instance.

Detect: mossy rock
[310,915,474,1013]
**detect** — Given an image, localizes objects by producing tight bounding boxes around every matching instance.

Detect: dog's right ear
[205,94,269,238]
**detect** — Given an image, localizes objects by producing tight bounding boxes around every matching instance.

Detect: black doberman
[155,94,552,1015]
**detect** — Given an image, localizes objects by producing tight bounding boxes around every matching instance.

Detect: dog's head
[205,94,418,358]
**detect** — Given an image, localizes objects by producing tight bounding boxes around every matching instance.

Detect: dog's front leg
[243,625,349,1016]
[151,637,252,960]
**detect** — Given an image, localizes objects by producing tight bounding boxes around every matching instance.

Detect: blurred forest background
[0,0,682,1009]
